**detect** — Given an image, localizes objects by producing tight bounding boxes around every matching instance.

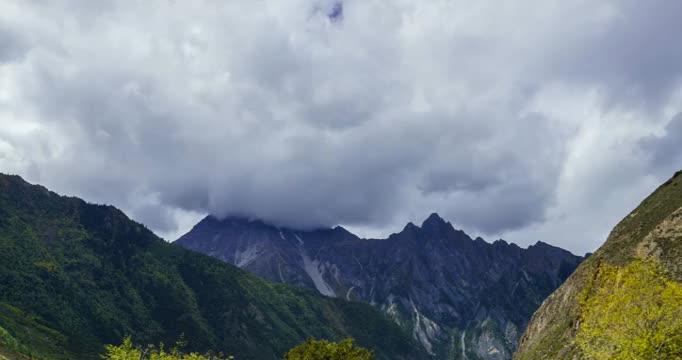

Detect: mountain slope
[0,174,426,360]
[514,170,682,360]
[176,213,584,360]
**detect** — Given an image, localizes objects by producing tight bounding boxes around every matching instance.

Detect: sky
[0,0,680,254]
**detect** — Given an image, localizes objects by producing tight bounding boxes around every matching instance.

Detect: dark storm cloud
[544,1,682,109]
[641,114,682,172]
[0,0,681,253]
[0,25,26,63]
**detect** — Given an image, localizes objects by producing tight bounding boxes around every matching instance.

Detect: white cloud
[0,0,680,254]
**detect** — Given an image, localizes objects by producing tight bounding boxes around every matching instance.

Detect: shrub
[285,338,374,360]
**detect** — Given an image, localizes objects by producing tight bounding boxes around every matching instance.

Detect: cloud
[641,113,682,171]
[0,26,26,63]
[0,0,681,253]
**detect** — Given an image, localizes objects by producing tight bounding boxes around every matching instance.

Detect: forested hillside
[0,174,425,360]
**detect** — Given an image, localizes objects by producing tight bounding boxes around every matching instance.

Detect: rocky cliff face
[514,170,682,360]
[176,213,583,360]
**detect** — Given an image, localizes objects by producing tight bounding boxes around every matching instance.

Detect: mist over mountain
[176,213,584,359]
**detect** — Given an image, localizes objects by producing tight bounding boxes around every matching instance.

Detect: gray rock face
[176,213,583,360]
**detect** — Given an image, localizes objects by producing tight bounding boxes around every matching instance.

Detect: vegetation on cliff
[515,171,682,360]
[576,259,682,359]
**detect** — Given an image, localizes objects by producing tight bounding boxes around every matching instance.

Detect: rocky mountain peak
[402,221,419,231]
[421,212,446,227]
[419,213,456,236]
[526,240,576,259]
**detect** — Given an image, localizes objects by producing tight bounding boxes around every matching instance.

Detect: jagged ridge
[176,212,584,360]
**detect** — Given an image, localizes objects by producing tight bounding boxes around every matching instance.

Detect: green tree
[285,338,374,360]
[102,337,233,360]
[0,325,21,352]
[576,259,682,359]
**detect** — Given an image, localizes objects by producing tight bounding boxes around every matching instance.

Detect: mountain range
[176,212,584,360]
